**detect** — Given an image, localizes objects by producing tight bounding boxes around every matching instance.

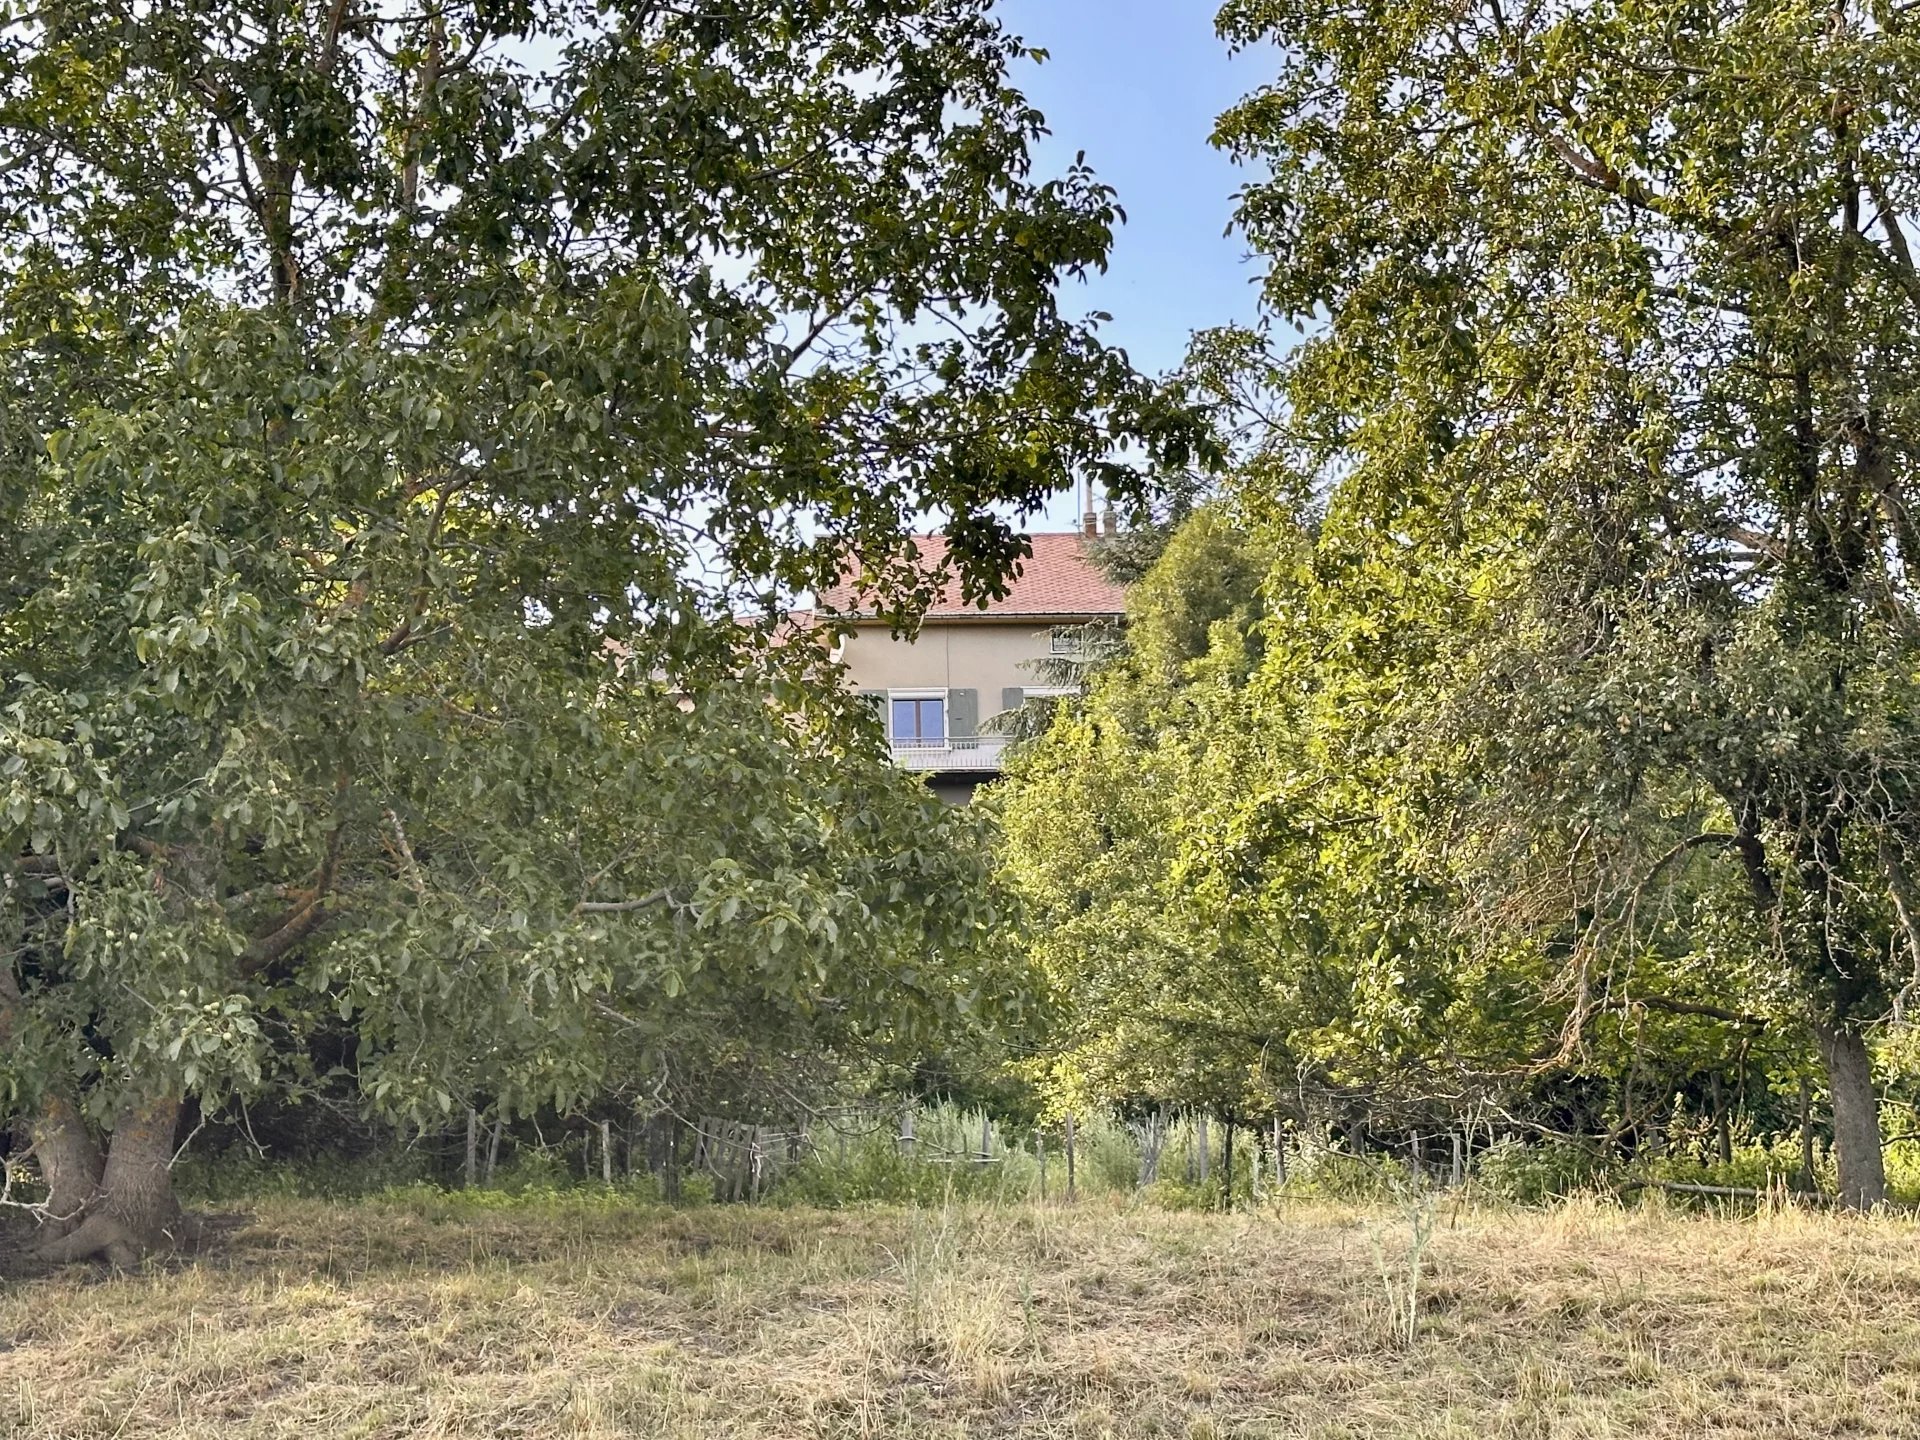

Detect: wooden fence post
[464,1108,479,1189]
[1451,1132,1464,1187]
[1272,1113,1286,1186]
[485,1114,503,1184]
[899,1101,916,1157]
[600,1119,614,1185]
[979,1112,992,1166]
[1711,1072,1733,1167]
[1197,1112,1210,1184]
[1065,1113,1077,1202]
[1036,1133,1047,1201]
[665,1118,682,1204]
[1222,1116,1234,1209]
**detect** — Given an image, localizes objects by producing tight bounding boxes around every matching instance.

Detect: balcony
[888,734,1010,773]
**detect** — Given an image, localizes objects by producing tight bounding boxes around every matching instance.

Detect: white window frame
[886,688,949,747]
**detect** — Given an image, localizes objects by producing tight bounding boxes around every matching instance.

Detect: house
[817,526,1125,804]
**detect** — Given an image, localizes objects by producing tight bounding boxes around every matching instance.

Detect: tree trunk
[1798,1075,1816,1191]
[1815,1022,1886,1210]
[28,1093,105,1237]
[35,1095,184,1265]
[3,946,104,1239]
[1728,805,1883,1208]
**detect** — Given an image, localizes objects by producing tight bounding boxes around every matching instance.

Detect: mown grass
[6,1189,1920,1437]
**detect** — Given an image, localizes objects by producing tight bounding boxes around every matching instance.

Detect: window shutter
[1001,686,1024,716]
[948,688,978,738]
[858,689,887,731]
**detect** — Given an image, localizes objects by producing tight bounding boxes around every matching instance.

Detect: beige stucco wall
[837,620,1060,714]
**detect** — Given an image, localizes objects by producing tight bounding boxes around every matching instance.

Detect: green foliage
[1273,1146,1409,1204]
[987,0,1920,1205]
[1208,0,1920,1204]
[998,504,1554,1129]
[173,1147,439,1205]
[0,0,1215,1179]
[1074,1113,1148,1194]
[1471,1141,1609,1207]
[777,1141,1005,1210]
[781,1104,1150,1205]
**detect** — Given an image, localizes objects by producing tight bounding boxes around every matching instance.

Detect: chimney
[1101,500,1118,536]
[1082,508,1099,538]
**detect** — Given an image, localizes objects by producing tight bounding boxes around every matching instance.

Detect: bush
[1633,1133,1842,1204]
[1276,1143,1407,1201]
[771,1103,1042,1207]
[1472,1139,1607,1204]
[1075,1113,1144,1193]
[175,1146,437,1203]
[1141,1178,1209,1210]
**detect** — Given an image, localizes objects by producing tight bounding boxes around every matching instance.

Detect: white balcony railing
[888,734,1011,772]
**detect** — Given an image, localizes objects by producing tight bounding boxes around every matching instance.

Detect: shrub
[1276,1143,1407,1202]
[1472,1138,1607,1204]
[175,1147,437,1203]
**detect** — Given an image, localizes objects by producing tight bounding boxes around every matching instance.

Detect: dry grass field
[5,1190,1920,1438]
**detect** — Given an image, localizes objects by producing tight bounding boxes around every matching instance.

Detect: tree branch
[1635,831,1745,896]
[577,889,675,914]
[1595,993,1768,1027]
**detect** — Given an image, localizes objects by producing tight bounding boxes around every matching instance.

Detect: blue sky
[996,1,1271,527]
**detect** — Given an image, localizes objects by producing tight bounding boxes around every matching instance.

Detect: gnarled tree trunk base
[29,1094,187,1266]
[26,1093,106,1242]
[34,1213,151,1268]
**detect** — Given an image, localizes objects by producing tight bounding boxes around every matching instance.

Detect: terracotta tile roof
[817,533,1127,619]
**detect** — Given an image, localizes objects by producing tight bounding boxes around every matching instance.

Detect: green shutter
[1001,686,1024,716]
[948,688,978,738]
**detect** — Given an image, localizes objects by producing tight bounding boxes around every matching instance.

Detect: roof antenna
[1080,473,1098,539]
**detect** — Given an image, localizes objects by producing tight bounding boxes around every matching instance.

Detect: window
[1049,626,1084,655]
[890,695,946,746]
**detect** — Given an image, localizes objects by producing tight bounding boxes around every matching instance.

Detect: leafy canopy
[1208,0,1920,1199]
[0,0,1207,1132]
